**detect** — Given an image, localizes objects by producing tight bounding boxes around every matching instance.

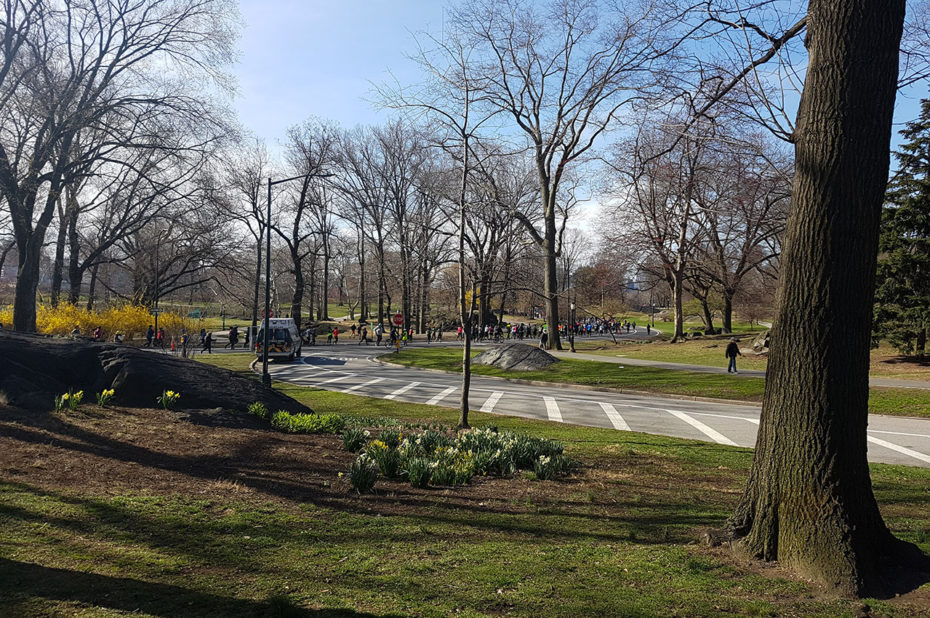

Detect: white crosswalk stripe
[317,373,354,386]
[866,436,930,465]
[544,397,562,423]
[426,386,456,406]
[384,381,420,400]
[480,391,504,413]
[342,377,384,394]
[598,402,630,431]
[664,409,737,446]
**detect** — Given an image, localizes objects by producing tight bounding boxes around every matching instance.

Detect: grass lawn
[573,338,770,372]
[577,335,930,384]
[385,348,930,419]
[1,359,929,616]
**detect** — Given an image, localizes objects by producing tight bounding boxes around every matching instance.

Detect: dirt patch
[0,404,574,516]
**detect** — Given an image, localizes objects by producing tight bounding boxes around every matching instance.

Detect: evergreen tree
[874,99,930,356]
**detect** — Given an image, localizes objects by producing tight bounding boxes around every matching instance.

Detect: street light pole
[262,171,333,389]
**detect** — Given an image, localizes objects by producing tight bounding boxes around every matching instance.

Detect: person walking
[145,325,154,347]
[203,331,213,354]
[725,338,742,374]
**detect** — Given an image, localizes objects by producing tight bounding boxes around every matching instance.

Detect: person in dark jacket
[725,338,742,374]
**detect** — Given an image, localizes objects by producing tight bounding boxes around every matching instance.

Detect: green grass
[4,377,930,616]
[384,347,930,418]
[392,347,766,401]
[575,338,770,371]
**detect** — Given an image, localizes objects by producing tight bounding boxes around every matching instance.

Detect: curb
[371,354,762,408]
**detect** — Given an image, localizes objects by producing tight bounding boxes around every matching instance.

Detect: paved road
[263,344,930,469]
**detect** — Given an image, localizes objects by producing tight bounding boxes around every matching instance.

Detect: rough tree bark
[713,0,927,596]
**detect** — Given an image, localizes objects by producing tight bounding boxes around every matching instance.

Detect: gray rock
[0,330,310,414]
[751,330,770,354]
[473,343,559,371]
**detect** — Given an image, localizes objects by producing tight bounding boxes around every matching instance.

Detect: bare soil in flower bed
[0,403,568,514]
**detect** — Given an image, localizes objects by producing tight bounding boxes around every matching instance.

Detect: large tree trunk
[715,0,925,596]
[318,239,330,321]
[50,212,67,307]
[358,236,368,321]
[543,211,561,350]
[700,298,716,335]
[722,292,734,333]
[85,262,99,311]
[291,259,304,330]
[66,196,82,305]
[13,242,41,332]
[251,232,262,327]
[670,273,685,342]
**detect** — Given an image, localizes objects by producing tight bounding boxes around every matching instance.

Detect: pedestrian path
[548,350,930,390]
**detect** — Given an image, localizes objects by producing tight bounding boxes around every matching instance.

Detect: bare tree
[333,127,396,327]
[222,139,273,328]
[702,0,930,596]
[452,0,691,348]
[278,119,337,329]
[0,0,235,331]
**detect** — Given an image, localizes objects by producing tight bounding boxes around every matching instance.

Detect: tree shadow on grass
[0,557,392,617]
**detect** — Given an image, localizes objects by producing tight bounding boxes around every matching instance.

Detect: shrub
[96,389,115,407]
[248,402,269,420]
[366,440,401,478]
[342,427,369,453]
[405,457,434,488]
[349,453,378,493]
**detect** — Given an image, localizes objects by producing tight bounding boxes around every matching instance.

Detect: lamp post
[262,171,333,388]
[569,299,576,353]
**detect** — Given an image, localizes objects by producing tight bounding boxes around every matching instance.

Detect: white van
[255,318,302,361]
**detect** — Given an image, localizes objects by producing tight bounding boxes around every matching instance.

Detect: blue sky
[231,1,927,154]
[233,0,446,149]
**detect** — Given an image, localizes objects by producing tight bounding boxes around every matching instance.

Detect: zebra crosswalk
[267,355,930,468]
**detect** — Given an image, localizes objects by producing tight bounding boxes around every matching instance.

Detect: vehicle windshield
[257,328,291,342]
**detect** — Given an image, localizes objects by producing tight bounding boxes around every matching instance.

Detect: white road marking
[318,373,354,386]
[385,381,421,400]
[867,436,930,464]
[342,377,384,394]
[480,391,504,413]
[664,409,738,446]
[598,402,630,431]
[869,429,930,439]
[426,386,456,406]
[545,397,562,423]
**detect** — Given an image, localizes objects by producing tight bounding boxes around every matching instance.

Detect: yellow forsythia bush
[25,303,191,341]
[0,305,12,328]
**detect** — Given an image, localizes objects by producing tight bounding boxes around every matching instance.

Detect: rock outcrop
[473,343,559,371]
[0,331,310,413]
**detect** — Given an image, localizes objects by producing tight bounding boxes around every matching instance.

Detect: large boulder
[751,330,770,354]
[0,330,310,414]
[473,342,559,371]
